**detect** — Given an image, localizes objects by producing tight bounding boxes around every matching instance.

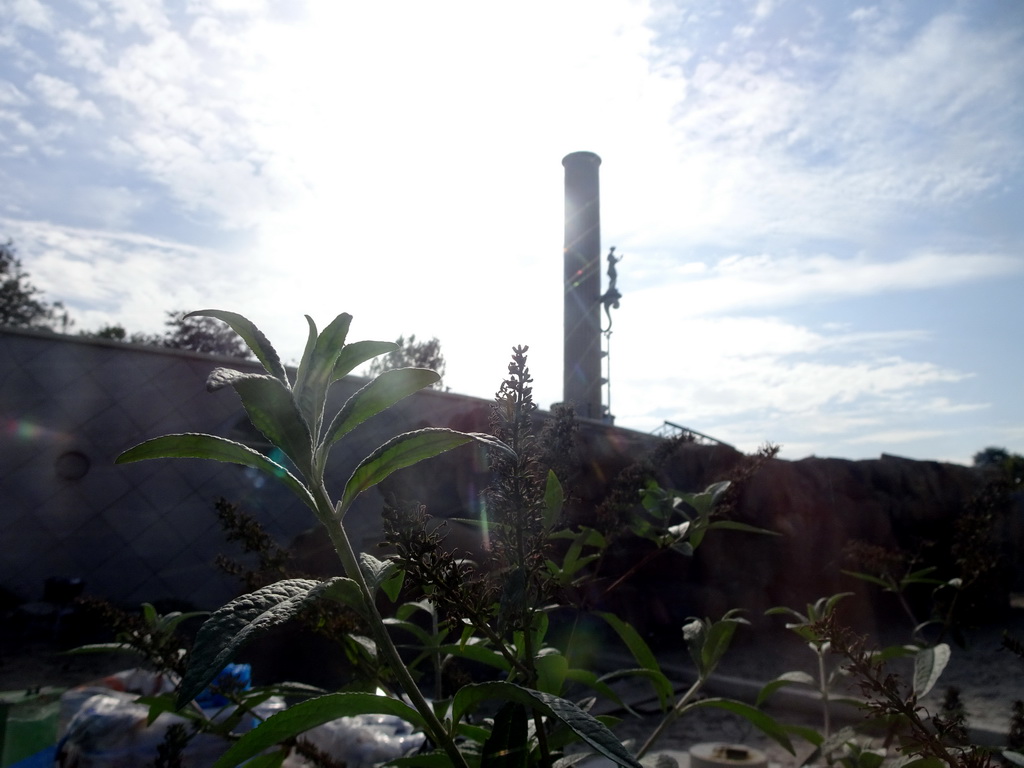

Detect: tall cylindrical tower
[562,151,603,419]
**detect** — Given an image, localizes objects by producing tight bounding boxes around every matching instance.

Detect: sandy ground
[588,607,1024,767]
[2,608,1022,767]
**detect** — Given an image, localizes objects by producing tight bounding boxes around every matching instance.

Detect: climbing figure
[606,247,622,293]
[600,247,623,332]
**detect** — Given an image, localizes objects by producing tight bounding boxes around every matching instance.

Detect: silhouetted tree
[973,446,1011,468]
[81,313,251,358]
[973,446,1023,487]
[0,239,68,330]
[367,334,446,389]
[161,311,251,359]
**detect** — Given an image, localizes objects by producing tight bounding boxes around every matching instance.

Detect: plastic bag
[293,712,427,768]
[56,667,284,768]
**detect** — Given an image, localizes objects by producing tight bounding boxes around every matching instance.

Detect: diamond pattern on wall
[1,328,489,609]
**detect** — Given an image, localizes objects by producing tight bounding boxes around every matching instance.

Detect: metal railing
[651,420,734,449]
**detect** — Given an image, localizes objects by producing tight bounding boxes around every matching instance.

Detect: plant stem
[313,484,470,768]
[637,677,704,759]
[817,645,831,739]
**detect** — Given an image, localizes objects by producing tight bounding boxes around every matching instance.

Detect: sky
[1,0,1022,465]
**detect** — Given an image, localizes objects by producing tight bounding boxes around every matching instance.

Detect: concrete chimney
[562,151,603,419]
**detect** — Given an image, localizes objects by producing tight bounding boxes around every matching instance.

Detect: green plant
[70,600,208,677]
[635,610,793,760]
[761,593,859,744]
[814,617,994,768]
[116,310,642,768]
[842,541,953,641]
[760,592,1019,768]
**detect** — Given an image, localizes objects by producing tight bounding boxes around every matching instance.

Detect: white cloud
[630,251,1021,319]
[57,30,108,73]
[6,0,53,32]
[29,73,101,119]
[0,80,28,105]
[637,7,1024,245]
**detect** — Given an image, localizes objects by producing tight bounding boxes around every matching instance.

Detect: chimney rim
[562,151,602,168]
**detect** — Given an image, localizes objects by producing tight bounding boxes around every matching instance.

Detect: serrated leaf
[682,698,794,754]
[211,693,426,768]
[179,578,345,707]
[116,433,315,511]
[359,552,400,596]
[756,671,816,706]
[912,643,950,698]
[227,373,313,475]
[451,682,642,768]
[185,310,287,384]
[320,578,366,618]
[339,428,513,515]
[294,315,318,394]
[543,470,564,530]
[293,313,352,438]
[321,368,440,454]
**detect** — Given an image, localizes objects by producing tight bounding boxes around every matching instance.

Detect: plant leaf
[682,698,794,755]
[211,693,426,768]
[179,578,345,707]
[543,470,564,530]
[339,428,513,515]
[332,339,399,381]
[841,570,894,590]
[321,368,440,452]
[597,612,660,672]
[359,552,402,598]
[706,520,779,536]
[436,641,513,672]
[292,315,319,400]
[226,373,314,475]
[293,313,352,438]
[701,616,744,676]
[451,682,642,768]
[185,310,288,384]
[534,651,569,695]
[912,643,950,698]
[756,671,816,706]
[116,433,315,511]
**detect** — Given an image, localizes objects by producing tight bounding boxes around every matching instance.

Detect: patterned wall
[0,328,498,609]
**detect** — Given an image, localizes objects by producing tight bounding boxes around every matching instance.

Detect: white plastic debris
[291,712,427,768]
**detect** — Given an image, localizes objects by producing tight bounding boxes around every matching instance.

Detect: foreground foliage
[112,309,1023,768]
